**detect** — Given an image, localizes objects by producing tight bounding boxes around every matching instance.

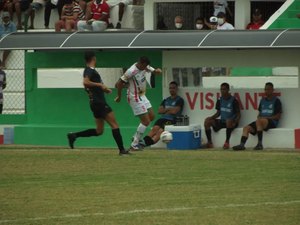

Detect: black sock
[75,129,98,137]
[240,136,248,147]
[257,131,263,145]
[226,128,234,143]
[205,129,212,143]
[144,136,154,146]
[112,128,125,151]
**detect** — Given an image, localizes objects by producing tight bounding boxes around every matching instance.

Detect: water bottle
[184,115,189,126]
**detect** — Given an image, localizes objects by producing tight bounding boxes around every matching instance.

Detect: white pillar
[234,0,250,29]
[144,0,155,30]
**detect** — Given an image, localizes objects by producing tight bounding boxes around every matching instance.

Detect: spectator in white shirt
[216,12,234,30]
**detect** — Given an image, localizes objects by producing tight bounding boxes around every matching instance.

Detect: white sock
[132,123,147,146]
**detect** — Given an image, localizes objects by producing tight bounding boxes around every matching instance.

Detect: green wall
[13,50,162,148]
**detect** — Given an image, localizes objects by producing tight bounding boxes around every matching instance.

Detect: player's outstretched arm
[114,78,125,102]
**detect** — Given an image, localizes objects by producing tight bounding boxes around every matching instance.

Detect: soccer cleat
[223,142,230,149]
[67,133,76,149]
[119,149,131,156]
[253,144,263,150]
[203,143,214,149]
[116,22,121,29]
[129,144,143,151]
[138,139,146,149]
[232,144,246,151]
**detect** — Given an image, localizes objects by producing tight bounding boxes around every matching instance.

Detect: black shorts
[154,118,175,129]
[249,119,277,135]
[90,102,112,119]
[0,104,2,114]
[212,119,238,132]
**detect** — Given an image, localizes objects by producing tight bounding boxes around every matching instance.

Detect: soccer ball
[160,131,173,143]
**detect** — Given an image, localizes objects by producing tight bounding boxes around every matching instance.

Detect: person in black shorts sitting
[204,82,241,149]
[141,81,184,148]
[67,51,129,155]
[233,82,282,151]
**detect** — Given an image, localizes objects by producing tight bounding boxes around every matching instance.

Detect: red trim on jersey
[132,79,139,102]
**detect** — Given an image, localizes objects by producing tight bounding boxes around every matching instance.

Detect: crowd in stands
[0,0,290,33]
[0,0,144,31]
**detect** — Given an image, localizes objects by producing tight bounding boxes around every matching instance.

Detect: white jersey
[121,63,155,102]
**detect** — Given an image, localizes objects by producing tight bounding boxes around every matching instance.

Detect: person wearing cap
[0,12,16,69]
[205,16,218,30]
[246,9,264,30]
[216,12,234,30]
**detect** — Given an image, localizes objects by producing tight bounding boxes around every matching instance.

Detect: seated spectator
[141,81,184,148]
[106,0,137,29]
[204,82,241,149]
[195,16,209,30]
[0,12,16,68]
[55,0,84,32]
[77,0,109,31]
[246,9,264,30]
[233,82,282,151]
[24,0,46,30]
[216,12,234,30]
[0,60,6,114]
[174,15,184,30]
[44,0,66,29]
[205,16,218,30]
[7,0,30,29]
[0,0,11,14]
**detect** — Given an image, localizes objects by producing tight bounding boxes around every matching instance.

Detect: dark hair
[169,81,179,87]
[265,82,274,88]
[139,56,150,65]
[84,51,96,63]
[65,0,73,4]
[217,12,226,18]
[195,17,204,22]
[221,82,230,90]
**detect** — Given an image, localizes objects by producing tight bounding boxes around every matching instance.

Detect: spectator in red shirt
[77,0,109,31]
[246,9,264,30]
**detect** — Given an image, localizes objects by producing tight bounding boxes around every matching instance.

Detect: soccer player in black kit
[67,51,129,155]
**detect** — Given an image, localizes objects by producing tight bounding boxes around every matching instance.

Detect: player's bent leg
[147,108,155,122]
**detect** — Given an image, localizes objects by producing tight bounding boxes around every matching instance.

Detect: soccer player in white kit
[115,56,162,150]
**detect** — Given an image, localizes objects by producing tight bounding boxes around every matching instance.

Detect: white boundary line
[0,200,299,224]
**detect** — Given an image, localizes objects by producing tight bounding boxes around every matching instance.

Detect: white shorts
[128,95,152,116]
[106,0,133,7]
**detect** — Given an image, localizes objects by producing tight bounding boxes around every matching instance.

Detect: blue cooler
[4,127,14,144]
[165,124,201,150]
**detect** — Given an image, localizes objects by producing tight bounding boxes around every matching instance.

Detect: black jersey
[83,67,106,104]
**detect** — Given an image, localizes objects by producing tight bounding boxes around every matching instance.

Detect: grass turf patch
[0,147,299,225]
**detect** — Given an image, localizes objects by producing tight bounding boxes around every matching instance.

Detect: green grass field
[0,146,300,225]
